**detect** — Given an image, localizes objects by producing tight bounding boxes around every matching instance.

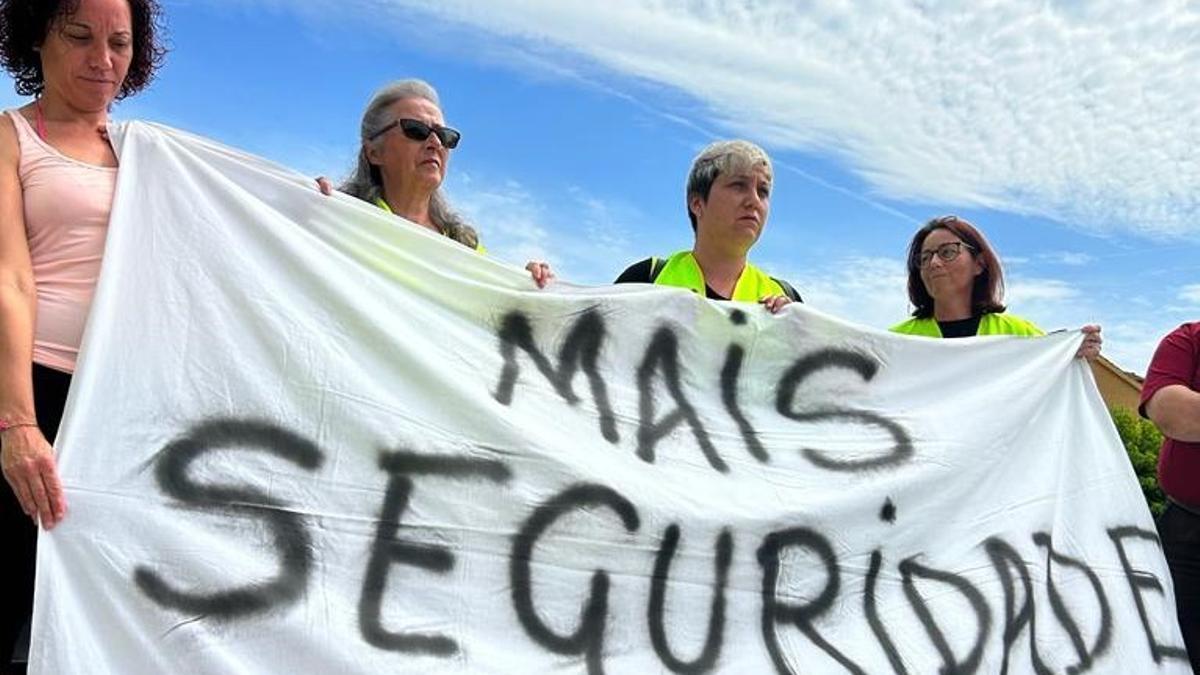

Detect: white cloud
[774,256,911,331]
[1179,284,1200,305]
[451,177,554,265]
[360,0,1200,239]
[449,174,644,283]
[999,279,1174,372]
[1099,318,1180,374]
[1040,251,1094,266]
[1006,277,1080,304]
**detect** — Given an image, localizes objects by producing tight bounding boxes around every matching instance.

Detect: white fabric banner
[31,122,1188,674]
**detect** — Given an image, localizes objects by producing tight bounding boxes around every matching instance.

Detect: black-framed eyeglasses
[918,241,975,267]
[369,118,461,149]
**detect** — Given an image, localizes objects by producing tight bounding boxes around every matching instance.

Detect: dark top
[613,257,802,302]
[937,315,983,338]
[613,258,660,285]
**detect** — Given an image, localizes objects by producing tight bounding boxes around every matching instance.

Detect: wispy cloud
[356,0,1200,239]
[449,173,643,282]
[1179,284,1200,305]
[1040,251,1095,266]
[451,176,553,265]
[1101,318,1181,374]
[775,256,911,331]
[1006,278,1080,304]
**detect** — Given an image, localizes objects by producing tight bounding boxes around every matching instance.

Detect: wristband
[0,419,38,433]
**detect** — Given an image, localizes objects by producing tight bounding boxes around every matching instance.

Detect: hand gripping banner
[31,123,1189,674]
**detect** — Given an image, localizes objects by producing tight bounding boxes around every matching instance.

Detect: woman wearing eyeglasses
[891,216,1102,358]
[326,79,552,287]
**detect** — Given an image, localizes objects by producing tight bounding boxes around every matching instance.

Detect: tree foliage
[1111,407,1167,517]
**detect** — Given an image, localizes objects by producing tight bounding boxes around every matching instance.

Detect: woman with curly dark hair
[0,0,165,670]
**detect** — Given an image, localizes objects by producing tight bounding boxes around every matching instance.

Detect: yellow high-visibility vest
[374,197,486,253]
[652,250,793,302]
[890,313,1044,337]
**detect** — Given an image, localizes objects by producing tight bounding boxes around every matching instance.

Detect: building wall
[1090,356,1143,413]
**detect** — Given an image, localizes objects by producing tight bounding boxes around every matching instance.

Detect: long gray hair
[339,79,478,249]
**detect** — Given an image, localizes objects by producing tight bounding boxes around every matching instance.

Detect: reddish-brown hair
[905,215,1007,319]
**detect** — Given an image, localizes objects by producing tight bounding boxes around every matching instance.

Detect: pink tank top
[6,109,116,374]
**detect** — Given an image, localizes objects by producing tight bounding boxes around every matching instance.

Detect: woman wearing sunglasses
[891,216,1102,358]
[328,79,552,287]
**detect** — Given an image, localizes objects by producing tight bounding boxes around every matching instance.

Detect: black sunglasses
[370,118,461,149]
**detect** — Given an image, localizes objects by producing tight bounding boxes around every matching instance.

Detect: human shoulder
[1148,323,1200,371]
[890,316,936,335]
[1141,322,1200,418]
[1165,322,1200,346]
[0,110,30,267]
[768,275,802,303]
[0,110,19,168]
[980,312,1044,336]
[0,110,22,198]
[614,257,655,284]
[734,259,801,302]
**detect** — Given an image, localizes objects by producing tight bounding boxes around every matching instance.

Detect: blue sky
[4,1,1197,373]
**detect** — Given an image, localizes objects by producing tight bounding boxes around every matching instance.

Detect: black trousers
[1159,501,1200,673]
[1,364,71,672]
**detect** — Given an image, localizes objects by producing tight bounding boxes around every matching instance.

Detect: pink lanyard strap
[34,99,112,143]
[34,98,48,141]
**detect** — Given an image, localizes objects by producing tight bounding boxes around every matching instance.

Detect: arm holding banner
[1076,324,1103,361]
[523,260,554,288]
[0,113,66,530]
[759,293,793,313]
